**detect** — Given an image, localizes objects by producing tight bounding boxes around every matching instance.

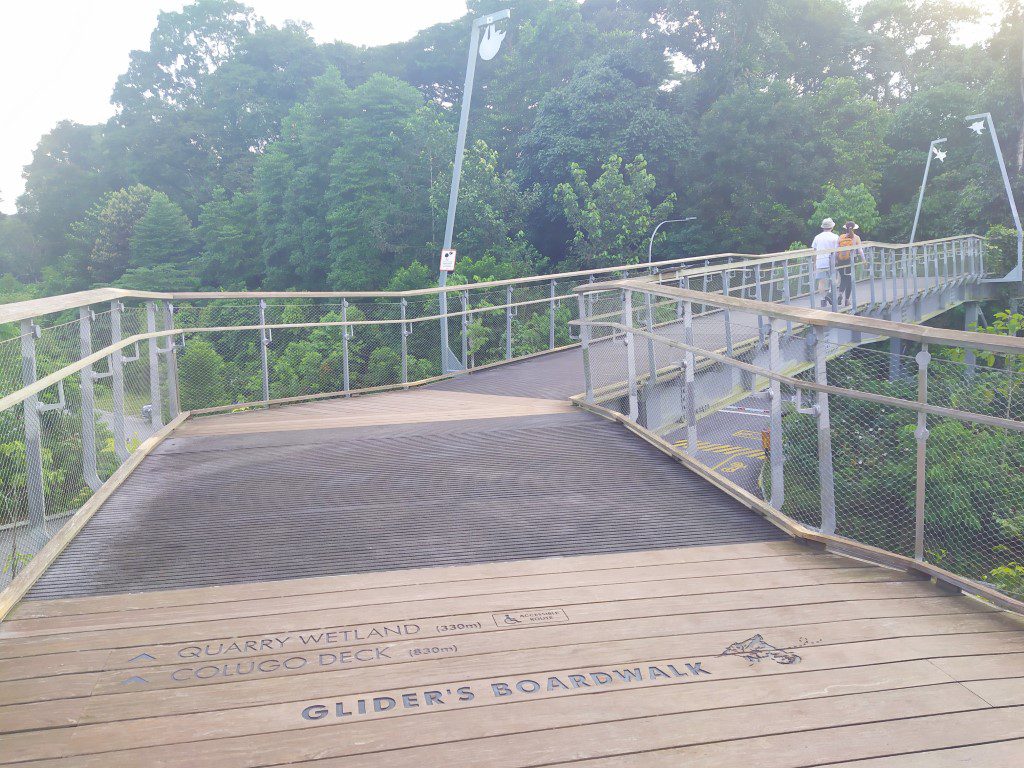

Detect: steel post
[549,280,557,350]
[964,302,979,377]
[814,326,836,535]
[768,320,785,510]
[400,298,410,387]
[754,263,765,342]
[460,290,469,368]
[77,308,101,491]
[145,302,164,430]
[577,293,594,403]
[622,290,639,423]
[808,254,817,308]
[342,298,351,396]
[162,302,180,418]
[19,319,46,527]
[913,346,931,561]
[109,302,128,461]
[868,246,877,304]
[505,285,513,361]
[722,268,734,356]
[259,299,271,404]
[682,300,697,456]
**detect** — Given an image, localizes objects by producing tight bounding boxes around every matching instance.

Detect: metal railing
[0,234,990,589]
[574,277,1024,610]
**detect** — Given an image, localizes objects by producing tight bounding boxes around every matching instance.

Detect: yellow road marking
[673,439,765,460]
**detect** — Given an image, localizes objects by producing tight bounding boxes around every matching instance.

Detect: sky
[0,0,1007,214]
[0,0,468,213]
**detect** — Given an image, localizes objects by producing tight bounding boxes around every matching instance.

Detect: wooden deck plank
[175,391,576,436]
[2,545,1022,766]
[0,579,953,685]
[0,564,909,660]
[0,594,995,718]
[0,552,862,637]
[7,540,807,620]
[824,739,1024,767]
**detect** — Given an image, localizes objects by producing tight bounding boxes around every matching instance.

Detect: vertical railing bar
[78,307,101,492]
[814,326,836,535]
[19,319,46,528]
[400,298,410,387]
[342,298,351,396]
[109,301,128,462]
[162,302,181,419]
[578,293,594,403]
[913,344,931,561]
[505,285,513,361]
[145,302,164,430]
[549,279,557,350]
[622,290,639,423]
[259,299,271,405]
[768,319,785,510]
[682,299,697,457]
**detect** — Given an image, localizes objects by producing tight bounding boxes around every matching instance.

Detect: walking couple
[811,217,863,308]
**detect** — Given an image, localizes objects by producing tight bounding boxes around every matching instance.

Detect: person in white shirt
[811,217,840,308]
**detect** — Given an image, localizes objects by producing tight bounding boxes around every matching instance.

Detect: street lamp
[648,217,697,265]
[910,138,946,244]
[437,10,511,374]
[965,112,1023,281]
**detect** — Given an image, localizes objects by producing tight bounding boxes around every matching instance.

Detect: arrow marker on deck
[123,676,149,684]
[128,653,155,663]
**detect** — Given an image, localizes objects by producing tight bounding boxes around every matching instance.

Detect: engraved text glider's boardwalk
[3,541,1024,767]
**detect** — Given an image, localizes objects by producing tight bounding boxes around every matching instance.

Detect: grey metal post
[888,308,902,381]
[964,302,979,377]
[644,291,657,386]
[868,246,877,304]
[676,274,685,319]
[505,285,513,360]
[768,320,785,510]
[577,293,594,403]
[78,308,101,491]
[829,254,838,310]
[342,298,351,395]
[911,245,919,297]
[880,250,888,304]
[622,290,639,422]
[922,242,930,285]
[722,268,734,356]
[850,246,859,311]
[936,243,944,289]
[109,302,128,462]
[460,290,469,368]
[145,302,164,430]
[162,302,180,418]
[400,298,410,387]
[259,299,271,404]
[813,326,836,534]
[902,247,910,300]
[19,319,46,526]
[808,254,817,308]
[910,138,947,244]
[682,300,697,456]
[549,280,557,349]
[437,10,511,373]
[913,346,931,561]
[754,263,765,343]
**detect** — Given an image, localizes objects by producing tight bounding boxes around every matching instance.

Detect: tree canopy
[2,0,1023,300]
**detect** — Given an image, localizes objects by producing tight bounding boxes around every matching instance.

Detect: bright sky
[0,0,1006,214]
[0,1,468,213]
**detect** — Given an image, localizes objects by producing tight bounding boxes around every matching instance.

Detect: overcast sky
[0,0,1004,214]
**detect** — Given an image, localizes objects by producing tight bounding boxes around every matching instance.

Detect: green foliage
[983,224,1020,277]
[130,192,197,268]
[554,154,676,268]
[178,338,230,410]
[809,183,882,233]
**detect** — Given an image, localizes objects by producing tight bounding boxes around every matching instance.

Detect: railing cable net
[0,234,998,595]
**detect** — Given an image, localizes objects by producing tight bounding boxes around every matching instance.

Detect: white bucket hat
[821,217,836,230]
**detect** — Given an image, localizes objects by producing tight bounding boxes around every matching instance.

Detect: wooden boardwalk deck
[2,539,1024,766]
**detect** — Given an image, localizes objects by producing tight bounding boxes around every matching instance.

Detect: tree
[809,183,882,234]
[178,338,230,410]
[554,154,676,268]
[130,192,197,268]
[66,184,156,286]
[196,188,261,287]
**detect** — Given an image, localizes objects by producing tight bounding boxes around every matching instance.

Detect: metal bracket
[36,379,67,414]
[121,340,142,363]
[793,388,819,416]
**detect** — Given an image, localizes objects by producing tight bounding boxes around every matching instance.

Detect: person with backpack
[836,221,862,307]
[811,218,840,308]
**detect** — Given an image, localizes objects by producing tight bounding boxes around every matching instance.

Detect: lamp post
[437,10,511,374]
[966,113,1023,281]
[648,217,697,265]
[910,138,947,244]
